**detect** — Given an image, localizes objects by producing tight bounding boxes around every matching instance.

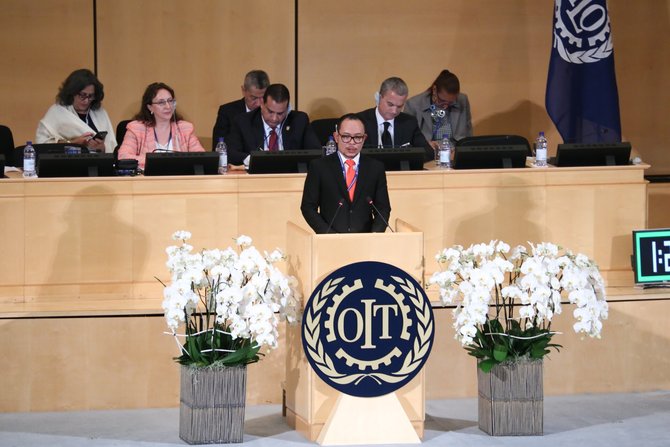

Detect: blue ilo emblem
[302,261,434,397]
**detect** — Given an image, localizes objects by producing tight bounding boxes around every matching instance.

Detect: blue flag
[546,0,621,143]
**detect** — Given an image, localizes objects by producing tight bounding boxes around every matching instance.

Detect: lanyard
[153,126,172,150]
[430,105,449,141]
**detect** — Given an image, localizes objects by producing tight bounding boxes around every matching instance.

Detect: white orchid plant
[161,231,301,367]
[429,241,608,372]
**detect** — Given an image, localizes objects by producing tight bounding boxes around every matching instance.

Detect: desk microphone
[325,199,344,233]
[366,196,394,232]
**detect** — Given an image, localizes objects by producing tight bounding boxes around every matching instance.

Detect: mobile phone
[93,131,108,141]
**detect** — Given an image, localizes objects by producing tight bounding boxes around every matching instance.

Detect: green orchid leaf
[479,359,497,373]
[493,344,508,362]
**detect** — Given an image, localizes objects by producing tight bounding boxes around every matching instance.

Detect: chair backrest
[457,135,532,156]
[13,143,88,168]
[310,118,339,147]
[0,125,15,166]
[116,119,132,147]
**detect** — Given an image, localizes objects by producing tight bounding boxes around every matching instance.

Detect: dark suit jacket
[227,108,321,165]
[301,153,391,234]
[212,98,246,149]
[357,108,433,162]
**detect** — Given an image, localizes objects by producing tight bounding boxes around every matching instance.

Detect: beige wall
[0,0,94,145]
[0,0,668,168]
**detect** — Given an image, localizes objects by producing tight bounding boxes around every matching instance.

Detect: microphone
[325,199,344,234]
[366,196,394,232]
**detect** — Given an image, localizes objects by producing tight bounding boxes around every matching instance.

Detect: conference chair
[0,124,15,166]
[310,118,339,147]
[116,119,132,147]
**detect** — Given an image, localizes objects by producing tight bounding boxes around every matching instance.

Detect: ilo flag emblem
[301,261,434,398]
[546,0,622,143]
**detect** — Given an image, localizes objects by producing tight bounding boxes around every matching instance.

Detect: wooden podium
[284,220,425,444]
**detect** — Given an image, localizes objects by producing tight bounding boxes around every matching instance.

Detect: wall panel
[296,0,670,172]
[96,0,295,149]
[0,0,93,146]
[297,1,555,146]
[0,1,668,174]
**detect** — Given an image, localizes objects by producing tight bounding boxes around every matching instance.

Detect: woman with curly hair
[36,68,117,153]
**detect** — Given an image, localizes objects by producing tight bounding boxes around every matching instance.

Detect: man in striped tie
[301,113,391,234]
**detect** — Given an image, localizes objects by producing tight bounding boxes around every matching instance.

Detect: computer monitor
[14,143,88,168]
[632,228,670,286]
[361,147,425,171]
[457,135,531,155]
[555,142,631,167]
[248,150,323,174]
[37,153,115,178]
[453,145,527,169]
[143,152,219,176]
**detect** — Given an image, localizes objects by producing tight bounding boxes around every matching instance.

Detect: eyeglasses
[151,99,176,107]
[337,133,366,144]
[77,92,95,101]
[432,90,455,108]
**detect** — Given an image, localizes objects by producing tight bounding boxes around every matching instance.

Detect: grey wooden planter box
[179,364,247,444]
[477,358,543,436]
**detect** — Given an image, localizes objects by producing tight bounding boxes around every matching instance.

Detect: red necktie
[345,159,356,201]
[268,128,278,151]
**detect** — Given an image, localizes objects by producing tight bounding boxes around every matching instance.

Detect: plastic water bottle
[324,136,337,156]
[216,137,228,174]
[535,132,548,167]
[439,136,452,169]
[23,141,37,178]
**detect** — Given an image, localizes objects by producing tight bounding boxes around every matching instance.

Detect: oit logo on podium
[302,261,434,397]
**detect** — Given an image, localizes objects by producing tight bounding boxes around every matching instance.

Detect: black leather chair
[116,119,132,147]
[457,135,532,156]
[310,118,338,147]
[0,125,15,166]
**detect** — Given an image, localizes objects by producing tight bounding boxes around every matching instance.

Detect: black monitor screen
[555,142,631,167]
[361,147,425,171]
[14,144,88,168]
[37,153,115,178]
[144,152,219,176]
[457,135,531,155]
[453,145,527,169]
[248,150,323,174]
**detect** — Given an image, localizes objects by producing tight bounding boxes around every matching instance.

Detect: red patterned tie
[268,128,278,151]
[345,159,356,201]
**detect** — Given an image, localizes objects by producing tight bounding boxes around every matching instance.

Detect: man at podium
[301,113,391,233]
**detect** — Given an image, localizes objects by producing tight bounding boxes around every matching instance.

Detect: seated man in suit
[301,113,391,234]
[211,70,270,148]
[227,83,321,166]
[358,77,432,162]
[404,69,472,149]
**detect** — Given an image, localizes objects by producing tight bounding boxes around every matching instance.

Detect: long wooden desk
[3,163,668,412]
